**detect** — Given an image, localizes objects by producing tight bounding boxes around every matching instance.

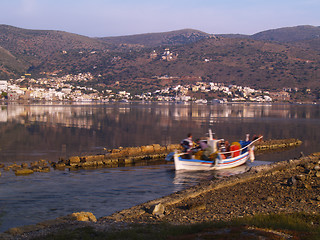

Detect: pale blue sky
[1,0,319,37]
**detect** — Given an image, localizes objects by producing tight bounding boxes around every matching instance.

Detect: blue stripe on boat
[178,157,214,164]
[220,152,248,164]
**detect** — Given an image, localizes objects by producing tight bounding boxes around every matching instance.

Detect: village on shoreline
[0,73,318,104]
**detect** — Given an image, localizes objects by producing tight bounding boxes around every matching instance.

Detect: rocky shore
[1,150,319,239]
[101,152,320,225]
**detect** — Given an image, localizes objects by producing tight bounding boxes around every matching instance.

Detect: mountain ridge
[0,24,319,93]
[98,28,213,47]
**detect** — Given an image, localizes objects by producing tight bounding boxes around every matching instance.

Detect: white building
[0,80,8,92]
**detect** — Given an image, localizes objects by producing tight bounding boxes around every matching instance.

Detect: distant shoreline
[0,99,319,105]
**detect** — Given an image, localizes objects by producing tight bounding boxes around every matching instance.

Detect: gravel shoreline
[100,152,320,225]
[2,152,320,239]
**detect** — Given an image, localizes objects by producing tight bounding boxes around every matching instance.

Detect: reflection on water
[1,103,318,127]
[0,103,319,164]
[173,170,214,192]
[173,160,270,192]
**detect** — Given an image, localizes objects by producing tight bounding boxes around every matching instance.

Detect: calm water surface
[0,102,319,231]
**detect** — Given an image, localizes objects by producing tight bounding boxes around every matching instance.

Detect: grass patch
[232,212,320,231]
[34,223,211,240]
[35,213,320,240]
[230,212,320,239]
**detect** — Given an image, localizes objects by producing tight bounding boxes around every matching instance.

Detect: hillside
[0,25,319,93]
[31,36,320,91]
[250,25,320,42]
[98,29,213,47]
[0,46,29,78]
[0,25,112,67]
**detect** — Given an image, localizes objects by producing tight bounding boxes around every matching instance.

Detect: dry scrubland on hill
[0,25,319,95]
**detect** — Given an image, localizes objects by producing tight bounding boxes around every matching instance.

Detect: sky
[1,0,320,37]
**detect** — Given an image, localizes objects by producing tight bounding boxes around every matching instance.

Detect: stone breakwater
[51,143,181,170]
[0,144,180,176]
[0,139,302,177]
[255,138,302,152]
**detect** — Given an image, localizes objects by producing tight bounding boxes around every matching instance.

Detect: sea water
[0,102,319,231]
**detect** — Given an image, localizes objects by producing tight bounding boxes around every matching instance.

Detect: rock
[303,183,312,190]
[300,162,312,169]
[57,158,67,164]
[68,156,81,164]
[96,161,104,166]
[152,144,161,152]
[21,163,29,169]
[266,196,274,202]
[295,175,306,181]
[82,155,104,163]
[38,167,50,173]
[70,212,97,222]
[304,168,312,174]
[189,203,206,211]
[167,144,182,152]
[315,171,320,178]
[122,147,142,156]
[151,203,165,217]
[287,176,297,186]
[314,165,320,171]
[125,158,135,164]
[53,163,66,169]
[80,161,97,167]
[14,169,34,176]
[141,145,154,154]
[6,164,20,171]
[111,149,121,154]
[316,196,320,201]
[108,152,121,158]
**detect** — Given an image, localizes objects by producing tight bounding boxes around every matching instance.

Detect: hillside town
[0,72,314,103]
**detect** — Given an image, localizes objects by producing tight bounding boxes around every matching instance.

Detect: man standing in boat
[181,133,193,158]
[195,138,213,161]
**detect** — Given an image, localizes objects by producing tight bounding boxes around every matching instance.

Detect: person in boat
[218,140,226,152]
[181,133,194,158]
[223,140,231,158]
[239,134,252,153]
[195,139,213,161]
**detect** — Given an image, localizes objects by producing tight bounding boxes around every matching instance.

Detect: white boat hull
[174,151,250,171]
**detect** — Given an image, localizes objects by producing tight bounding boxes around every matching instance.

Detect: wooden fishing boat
[168,130,262,171]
